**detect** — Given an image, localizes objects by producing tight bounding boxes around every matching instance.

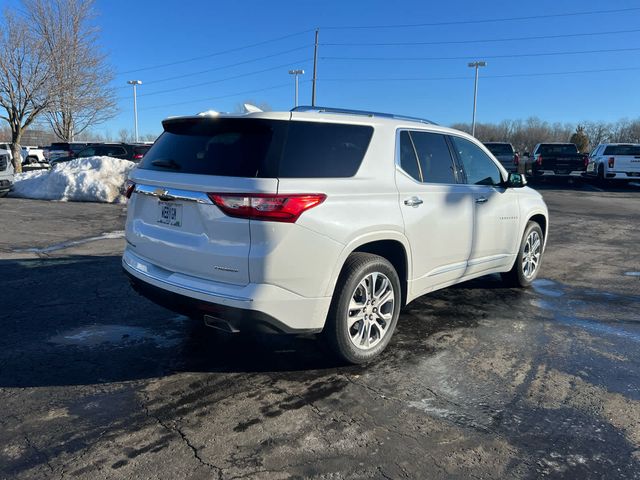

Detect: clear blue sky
[16,0,640,136]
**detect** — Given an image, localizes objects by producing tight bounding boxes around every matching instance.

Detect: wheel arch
[326,233,412,307]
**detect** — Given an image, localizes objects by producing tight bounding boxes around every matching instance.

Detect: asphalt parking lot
[1,180,640,479]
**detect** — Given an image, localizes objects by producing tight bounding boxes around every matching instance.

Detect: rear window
[50,143,69,150]
[537,144,578,155]
[603,145,640,156]
[140,118,373,178]
[484,143,513,155]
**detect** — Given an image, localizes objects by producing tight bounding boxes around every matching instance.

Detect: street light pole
[288,69,304,107]
[467,61,486,137]
[127,80,142,142]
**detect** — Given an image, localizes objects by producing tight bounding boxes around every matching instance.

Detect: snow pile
[12,156,135,203]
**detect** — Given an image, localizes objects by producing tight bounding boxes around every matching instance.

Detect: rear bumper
[122,249,330,333]
[532,169,585,177]
[605,171,640,180]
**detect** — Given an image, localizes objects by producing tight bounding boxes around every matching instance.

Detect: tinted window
[78,147,96,157]
[603,145,640,156]
[537,144,578,155]
[141,118,281,177]
[399,131,421,181]
[140,119,372,178]
[279,122,372,177]
[410,131,456,184]
[484,143,513,156]
[451,136,502,186]
[102,146,127,157]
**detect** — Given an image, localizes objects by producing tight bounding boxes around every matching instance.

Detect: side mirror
[506,172,527,188]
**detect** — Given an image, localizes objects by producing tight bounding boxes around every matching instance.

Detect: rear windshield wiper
[151,158,181,170]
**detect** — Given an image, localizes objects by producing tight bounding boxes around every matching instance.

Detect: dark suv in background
[50,143,152,166]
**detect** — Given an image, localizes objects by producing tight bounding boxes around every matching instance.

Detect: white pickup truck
[21,146,48,166]
[0,146,14,197]
[587,143,640,183]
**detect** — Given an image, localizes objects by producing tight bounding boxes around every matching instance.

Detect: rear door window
[410,131,457,184]
[398,131,421,181]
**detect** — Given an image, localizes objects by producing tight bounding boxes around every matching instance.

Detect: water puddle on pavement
[625,272,640,277]
[49,324,182,348]
[13,231,124,254]
[531,278,640,342]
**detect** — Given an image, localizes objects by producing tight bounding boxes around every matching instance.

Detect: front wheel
[324,253,401,364]
[502,221,544,287]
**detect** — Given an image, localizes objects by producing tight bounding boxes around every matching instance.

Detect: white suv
[123,107,548,363]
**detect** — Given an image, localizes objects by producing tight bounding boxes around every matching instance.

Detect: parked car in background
[529,143,588,179]
[47,142,89,163]
[483,142,520,173]
[123,106,548,364]
[50,142,151,166]
[0,143,23,166]
[0,145,14,197]
[21,146,47,166]
[586,143,640,183]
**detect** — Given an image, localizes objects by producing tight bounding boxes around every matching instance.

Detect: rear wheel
[502,221,544,288]
[324,253,401,364]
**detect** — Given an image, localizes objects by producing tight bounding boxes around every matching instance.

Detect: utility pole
[288,69,305,107]
[312,29,319,106]
[467,61,486,137]
[127,80,142,142]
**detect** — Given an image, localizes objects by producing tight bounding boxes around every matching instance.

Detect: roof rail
[292,105,437,125]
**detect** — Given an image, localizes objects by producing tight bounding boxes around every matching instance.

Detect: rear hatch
[604,145,640,174]
[537,144,585,173]
[127,115,287,286]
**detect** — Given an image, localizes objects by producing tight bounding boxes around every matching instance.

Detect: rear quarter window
[279,122,372,177]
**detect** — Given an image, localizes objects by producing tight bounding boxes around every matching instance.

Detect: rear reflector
[125,180,135,199]
[207,193,326,223]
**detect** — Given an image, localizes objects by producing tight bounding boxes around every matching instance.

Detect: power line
[116,28,314,76]
[318,66,640,82]
[114,45,311,89]
[321,47,640,62]
[126,59,310,100]
[321,6,640,29]
[322,28,640,46]
[139,81,308,111]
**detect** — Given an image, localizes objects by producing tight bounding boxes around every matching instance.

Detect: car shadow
[0,255,534,388]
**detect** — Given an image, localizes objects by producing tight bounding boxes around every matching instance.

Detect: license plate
[158,202,182,227]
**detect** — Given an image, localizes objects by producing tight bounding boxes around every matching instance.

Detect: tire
[501,221,544,288]
[0,190,8,198]
[323,252,401,364]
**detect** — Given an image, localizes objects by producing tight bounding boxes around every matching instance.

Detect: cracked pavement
[1,181,640,479]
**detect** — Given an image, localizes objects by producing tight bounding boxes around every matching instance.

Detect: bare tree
[24,0,117,141]
[118,128,132,142]
[0,9,51,172]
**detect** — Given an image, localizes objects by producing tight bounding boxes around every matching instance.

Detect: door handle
[475,196,488,204]
[404,196,424,207]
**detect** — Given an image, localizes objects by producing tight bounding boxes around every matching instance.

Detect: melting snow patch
[625,272,640,277]
[12,156,135,203]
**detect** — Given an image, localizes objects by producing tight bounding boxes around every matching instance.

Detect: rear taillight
[207,193,326,223]
[514,153,520,166]
[125,180,135,199]
[608,157,615,168]
[536,155,543,166]
[68,150,74,157]
[133,154,144,160]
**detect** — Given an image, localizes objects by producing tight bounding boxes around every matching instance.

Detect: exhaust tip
[204,315,240,333]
